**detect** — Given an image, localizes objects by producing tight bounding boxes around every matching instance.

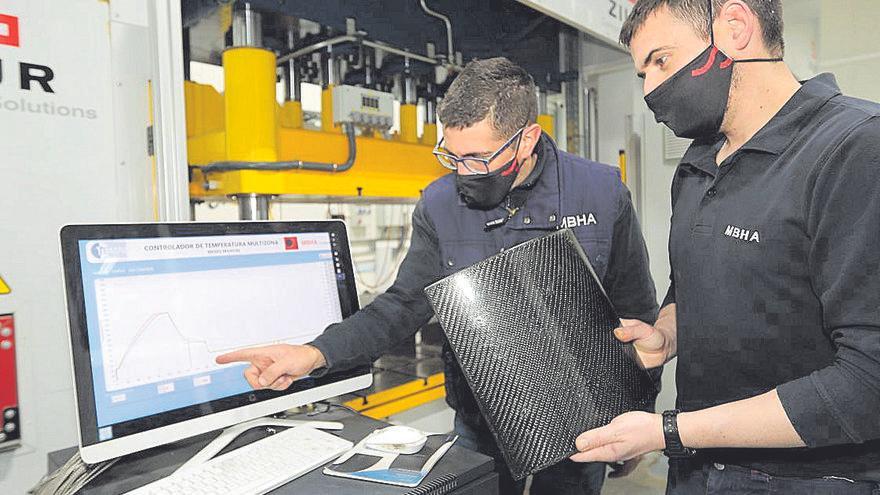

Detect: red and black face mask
[644,1,782,139]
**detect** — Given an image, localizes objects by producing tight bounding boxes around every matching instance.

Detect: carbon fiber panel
[424,229,656,480]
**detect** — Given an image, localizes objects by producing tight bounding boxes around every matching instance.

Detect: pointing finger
[215,349,258,365]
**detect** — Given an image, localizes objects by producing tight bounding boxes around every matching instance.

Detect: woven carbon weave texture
[424,229,656,480]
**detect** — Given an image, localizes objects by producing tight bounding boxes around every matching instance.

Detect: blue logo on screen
[89,242,126,261]
[91,243,105,259]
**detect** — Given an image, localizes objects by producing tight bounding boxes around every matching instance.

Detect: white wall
[586,64,633,167]
[783,0,821,80]
[518,0,632,46]
[817,0,880,102]
[782,0,880,101]
[0,1,160,492]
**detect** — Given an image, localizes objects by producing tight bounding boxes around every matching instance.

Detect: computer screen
[61,222,371,463]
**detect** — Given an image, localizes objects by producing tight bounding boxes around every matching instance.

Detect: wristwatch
[662,410,697,458]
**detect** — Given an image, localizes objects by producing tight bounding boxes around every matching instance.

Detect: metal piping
[277,35,440,66]
[232,2,262,47]
[323,47,339,87]
[419,0,454,59]
[535,87,547,114]
[277,35,355,63]
[364,51,374,87]
[198,123,358,174]
[424,82,437,123]
[403,58,417,104]
[285,23,301,101]
[243,3,256,46]
[425,98,436,123]
[236,194,271,220]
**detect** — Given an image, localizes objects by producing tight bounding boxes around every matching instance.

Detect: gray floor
[391,399,667,494]
[602,452,668,495]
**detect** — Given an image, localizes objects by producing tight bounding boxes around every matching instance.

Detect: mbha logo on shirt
[724,225,761,243]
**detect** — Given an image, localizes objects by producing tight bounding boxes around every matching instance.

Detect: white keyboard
[125,426,353,495]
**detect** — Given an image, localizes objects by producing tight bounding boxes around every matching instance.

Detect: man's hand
[614,303,677,369]
[614,319,668,369]
[570,412,665,463]
[215,344,326,391]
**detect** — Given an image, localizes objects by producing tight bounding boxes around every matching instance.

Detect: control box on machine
[332,85,395,130]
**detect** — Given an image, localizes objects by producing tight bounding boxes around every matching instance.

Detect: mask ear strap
[736,57,785,63]
[709,0,784,64]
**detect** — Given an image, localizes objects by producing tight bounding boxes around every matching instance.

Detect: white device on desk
[365,425,428,455]
[125,425,353,495]
[59,222,371,484]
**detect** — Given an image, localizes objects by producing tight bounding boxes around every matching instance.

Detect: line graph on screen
[95,262,341,391]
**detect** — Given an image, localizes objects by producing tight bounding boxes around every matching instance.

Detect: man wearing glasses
[217,57,659,494]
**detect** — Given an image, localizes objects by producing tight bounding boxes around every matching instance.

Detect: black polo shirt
[666,74,880,479]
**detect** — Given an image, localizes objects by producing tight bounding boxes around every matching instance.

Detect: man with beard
[570,1,880,494]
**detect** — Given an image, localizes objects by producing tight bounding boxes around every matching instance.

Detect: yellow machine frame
[185,47,556,201]
[186,47,446,201]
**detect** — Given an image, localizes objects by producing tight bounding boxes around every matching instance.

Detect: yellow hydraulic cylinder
[537,114,555,140]
[399,104,419,144]
[223,47,277,162]
[322,86,342,133]
[421,122,438,146]
[280,100,303,129]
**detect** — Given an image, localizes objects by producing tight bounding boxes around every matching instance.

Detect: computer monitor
[60,221,371,463]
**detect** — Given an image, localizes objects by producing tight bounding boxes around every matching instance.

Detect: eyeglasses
[433,127,525,175]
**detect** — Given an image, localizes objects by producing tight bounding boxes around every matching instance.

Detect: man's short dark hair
[619,0,784,57]
[437,57,537,139]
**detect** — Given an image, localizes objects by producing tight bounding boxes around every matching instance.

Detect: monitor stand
[175,416,344,473]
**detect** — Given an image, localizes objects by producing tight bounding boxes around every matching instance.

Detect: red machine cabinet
[0,314,20,450]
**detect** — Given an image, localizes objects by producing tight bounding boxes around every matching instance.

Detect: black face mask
[645,45,733,139]
[455,157,522,210]
[455,129,527,210]
[644,2,783,139]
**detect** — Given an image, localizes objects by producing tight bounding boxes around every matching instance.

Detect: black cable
[307,401,361,416]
